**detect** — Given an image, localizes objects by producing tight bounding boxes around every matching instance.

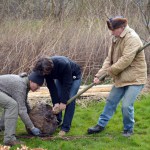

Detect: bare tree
[51,0,65,20]
[134,0,150,35]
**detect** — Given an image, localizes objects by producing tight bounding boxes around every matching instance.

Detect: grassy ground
[0,94,150,150]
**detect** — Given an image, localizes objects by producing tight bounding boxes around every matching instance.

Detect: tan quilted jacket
[96,25,147,87]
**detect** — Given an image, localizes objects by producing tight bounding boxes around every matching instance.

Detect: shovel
[67,42,150,105]
[66,41,150,105]
[53,42,150,114]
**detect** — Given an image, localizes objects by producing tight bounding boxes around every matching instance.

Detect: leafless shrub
[0,0,149,83]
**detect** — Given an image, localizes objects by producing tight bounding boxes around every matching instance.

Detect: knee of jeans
[122,105,133,114]
[106,98,117,106]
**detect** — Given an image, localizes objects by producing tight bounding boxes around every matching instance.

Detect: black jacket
[45,56,81,104]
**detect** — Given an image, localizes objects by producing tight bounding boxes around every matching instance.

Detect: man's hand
[59,103,66,111]
[52,103,66,114]
[52,103,60,114]
[93,77,101,84]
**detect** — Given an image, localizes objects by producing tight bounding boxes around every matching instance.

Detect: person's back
[0,74,28,99]
[50,56,81,79]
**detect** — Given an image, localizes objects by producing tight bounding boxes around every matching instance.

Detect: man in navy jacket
[33,56,81,136]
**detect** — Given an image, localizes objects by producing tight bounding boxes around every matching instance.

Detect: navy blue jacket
[45,56,81,104]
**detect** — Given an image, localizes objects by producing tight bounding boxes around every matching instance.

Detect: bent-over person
[33,56,81,136]
[0,72,44,146]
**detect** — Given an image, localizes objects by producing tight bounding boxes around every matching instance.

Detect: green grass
[0,94,150,150]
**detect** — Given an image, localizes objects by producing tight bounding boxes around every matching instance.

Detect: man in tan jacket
[87,16,147,137]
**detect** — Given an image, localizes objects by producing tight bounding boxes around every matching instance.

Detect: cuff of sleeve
[26,126,34,130]
[95,71,107,81]
[61,100,67,104]
[30,126,35,130]
[94,75,99,78]
[63,101,67,104]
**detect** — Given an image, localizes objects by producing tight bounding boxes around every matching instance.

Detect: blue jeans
[55,79,81,132]
[98,85,144,131]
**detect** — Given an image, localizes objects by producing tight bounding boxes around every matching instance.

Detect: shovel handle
[67,42,150,105]
[67,73,107,105]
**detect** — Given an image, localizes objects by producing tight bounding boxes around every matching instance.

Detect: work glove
[31,127,41,136]
[52,103,60,114]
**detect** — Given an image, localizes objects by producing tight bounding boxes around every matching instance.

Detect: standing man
[33,56,81,136]
[88,16,147,137]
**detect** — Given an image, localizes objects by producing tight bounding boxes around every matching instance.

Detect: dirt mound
[27,103,57,135]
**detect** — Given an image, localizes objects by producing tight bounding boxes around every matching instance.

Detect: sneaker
[87,124,105,134]
[4,140,24,147]
[122,130,133,137]
[58,130,66,137]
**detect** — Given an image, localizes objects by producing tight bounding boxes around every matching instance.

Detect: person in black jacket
[33,56,81,136]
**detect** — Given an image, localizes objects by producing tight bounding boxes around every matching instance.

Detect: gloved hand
[31,127,41,136]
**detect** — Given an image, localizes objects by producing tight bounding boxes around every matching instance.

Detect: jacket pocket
[119,67,137,83]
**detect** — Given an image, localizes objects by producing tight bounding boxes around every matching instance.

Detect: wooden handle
[67,41,150,105]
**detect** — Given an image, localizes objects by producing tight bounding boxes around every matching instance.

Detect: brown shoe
[4,140,24,146]
[58,130,66,137]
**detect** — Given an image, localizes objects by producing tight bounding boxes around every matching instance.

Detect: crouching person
[0,72,44,146]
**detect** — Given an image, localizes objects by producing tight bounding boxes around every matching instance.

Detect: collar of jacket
[120,25,130,38]
[22,76,30,92]
[112,25,130,43]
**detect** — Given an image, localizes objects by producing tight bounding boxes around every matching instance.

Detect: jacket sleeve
[13,88,34,129]
[46,63,73,104]
[109,38,142,76]
[95,47,111,78]
[46,77,60,104]
[61,63,72,104]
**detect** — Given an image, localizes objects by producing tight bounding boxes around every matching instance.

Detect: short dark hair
[33,57,54,75]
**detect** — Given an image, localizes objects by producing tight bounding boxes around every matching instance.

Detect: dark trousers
[55,79,81,132]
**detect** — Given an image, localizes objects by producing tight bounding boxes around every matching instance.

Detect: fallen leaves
[0,145,10,150]
[0,145,46,150]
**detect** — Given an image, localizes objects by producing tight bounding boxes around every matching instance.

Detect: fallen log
[28,85,112,107]
[79,84,112,93]
[81,92,110,97]
[28,85,112,98]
